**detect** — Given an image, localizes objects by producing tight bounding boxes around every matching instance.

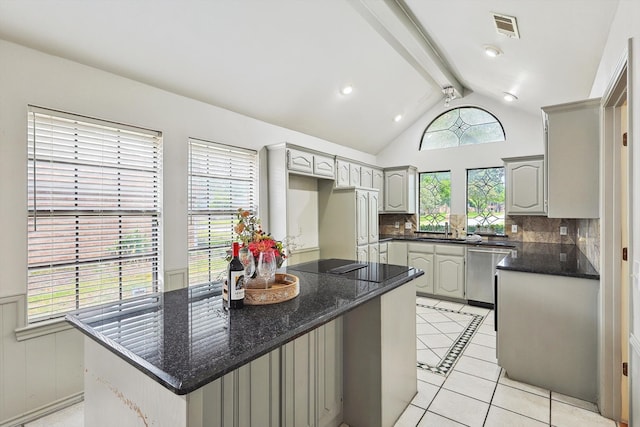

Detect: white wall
[375,92,543,214]
[0,39,376,424]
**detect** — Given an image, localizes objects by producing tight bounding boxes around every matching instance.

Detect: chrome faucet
[444,222,449,238]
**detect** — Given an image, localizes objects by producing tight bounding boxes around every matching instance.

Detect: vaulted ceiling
[0,0,619,154]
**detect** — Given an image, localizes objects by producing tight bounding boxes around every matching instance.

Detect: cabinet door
[287,149,314,174]
[384,169,407,211]
[368,191,379,243]
[356,190,368,246]
[379,252,388,264]
[357,245,369,263]
[544,99,599,218]
[316,319,343,427]
[314,154,335,178]
[369,243,380,264]
[434,255,465,299]
[349,163,362,187]
[360,167,373,188]
[506,159,546,215]
[282,331,316,427]
[408,252,434,294]
[372,169,384,211]
[336,159,350,188]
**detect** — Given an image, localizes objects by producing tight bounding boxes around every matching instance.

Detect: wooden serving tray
[244,273,299,305]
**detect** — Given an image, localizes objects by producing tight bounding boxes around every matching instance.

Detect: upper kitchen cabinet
[503,155,546,216]
[287,146,335,179]
[268,143,332,265]
[383,166,417,214]
[372,168,384,211]
[542,99,600,218]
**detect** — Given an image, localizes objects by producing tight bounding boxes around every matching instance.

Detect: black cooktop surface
[288,258,411,283]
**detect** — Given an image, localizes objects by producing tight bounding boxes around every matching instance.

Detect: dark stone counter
[66,260,423,395]
[379,235,598,279]
[496,242,599,280]
[378,233,516,249]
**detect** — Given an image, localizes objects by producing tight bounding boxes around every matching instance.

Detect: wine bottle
[226,242,245,309]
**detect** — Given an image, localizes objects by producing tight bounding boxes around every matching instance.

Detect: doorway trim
[599,42,630,420]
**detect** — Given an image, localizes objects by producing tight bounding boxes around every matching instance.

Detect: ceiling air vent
[491,13,520,39]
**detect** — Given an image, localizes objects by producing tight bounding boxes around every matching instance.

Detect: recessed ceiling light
[393,114,403,122]
[340,85,353,95]
[484,45,502,57]
[503,92,518,102]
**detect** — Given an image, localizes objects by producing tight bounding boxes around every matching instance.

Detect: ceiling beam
[348,0,465,100]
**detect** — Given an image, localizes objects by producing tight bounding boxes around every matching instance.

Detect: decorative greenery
[467,167,505,234]
[232,208,286,265]
[419,171,451,231]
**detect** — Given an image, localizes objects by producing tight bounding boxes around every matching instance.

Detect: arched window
[420,106,505,150]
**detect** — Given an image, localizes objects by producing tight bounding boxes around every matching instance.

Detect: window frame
[466,166,506,235]
[26,106,162,324]
[418,170,451,233]
[420,106,506,150]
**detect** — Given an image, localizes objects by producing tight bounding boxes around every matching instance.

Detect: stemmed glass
[257,250,277,289]
[238,247,255,287]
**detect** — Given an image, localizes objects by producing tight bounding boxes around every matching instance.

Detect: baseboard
[0,392,83,427]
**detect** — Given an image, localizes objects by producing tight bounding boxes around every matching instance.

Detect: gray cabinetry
[286,147,335,179]
[372,168,384,211]
[387,241,407,266]
[542,98,600,218]
[336,159,350,187]
[383,166,417,213]
[434,252,465,299]
[496,270,598,402]
[407,242,465,299]
[408,243,434,294]
[319,183,379,263]
[503,155,546,215]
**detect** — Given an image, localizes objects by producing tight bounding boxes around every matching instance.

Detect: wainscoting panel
[0,295,83,425]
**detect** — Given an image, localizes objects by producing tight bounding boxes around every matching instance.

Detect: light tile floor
[24,295,622,427]
[396,295,621,427]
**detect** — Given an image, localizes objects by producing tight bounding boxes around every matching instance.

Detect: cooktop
[288,258,411,283]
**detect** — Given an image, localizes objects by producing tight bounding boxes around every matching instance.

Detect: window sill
[15,317,74,342]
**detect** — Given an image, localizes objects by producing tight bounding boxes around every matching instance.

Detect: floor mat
[416,303,483,376]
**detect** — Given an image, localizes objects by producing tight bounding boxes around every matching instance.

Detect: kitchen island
[67,260,423,427]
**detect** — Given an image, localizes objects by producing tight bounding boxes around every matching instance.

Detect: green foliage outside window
[467,167,505,234]
[419,171,451,232]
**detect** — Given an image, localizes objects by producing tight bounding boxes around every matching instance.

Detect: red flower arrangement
[234,208,286,267]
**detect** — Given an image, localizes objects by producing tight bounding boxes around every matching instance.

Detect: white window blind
[27,106,162,323]
[188,138,257,286]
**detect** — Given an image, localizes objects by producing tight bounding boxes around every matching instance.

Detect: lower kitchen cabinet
[379,242,388,264]
[282,318,343,427]
[408,243,434,294]
[434,253,465,299]
[357,243,379,263]
[408,242,465,299]
[496,270,598,402]
[387,241,407,266]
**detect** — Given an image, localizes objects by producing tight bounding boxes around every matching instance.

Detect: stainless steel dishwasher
[466,247,511,307]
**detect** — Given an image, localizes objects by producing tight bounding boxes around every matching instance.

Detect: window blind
[188,138,257,286]
[27,106,162,323]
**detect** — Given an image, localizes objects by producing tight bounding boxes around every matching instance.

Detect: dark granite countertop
[378,233,516,248]
[379,235,599,279]
[496,242,599,280]
[66,260,423,395]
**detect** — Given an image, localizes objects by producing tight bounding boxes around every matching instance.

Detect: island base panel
[343,281,417,426]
